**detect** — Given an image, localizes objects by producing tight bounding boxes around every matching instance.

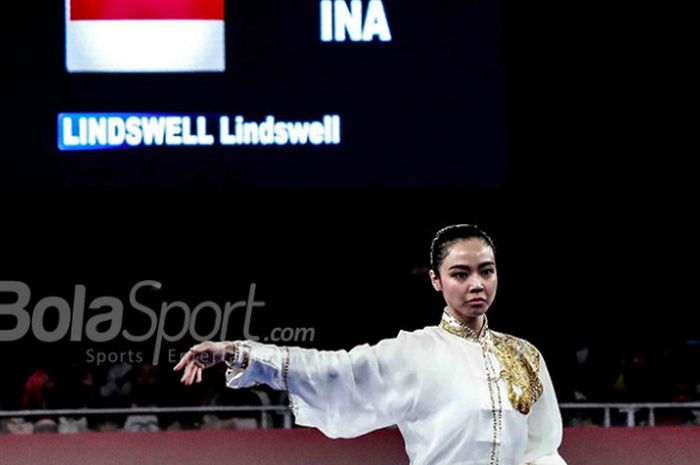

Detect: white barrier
[560,402,700,427]
[3,403,700,429]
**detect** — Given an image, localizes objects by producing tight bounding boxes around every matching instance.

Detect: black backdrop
[1,1,696,408]
[7,0,508,189]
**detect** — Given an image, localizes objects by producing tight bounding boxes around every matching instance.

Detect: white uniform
[226,311,567,465]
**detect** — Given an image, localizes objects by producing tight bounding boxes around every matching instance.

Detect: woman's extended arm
[175,332,420,439]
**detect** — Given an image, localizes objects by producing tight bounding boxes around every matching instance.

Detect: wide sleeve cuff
[224,341,286,391]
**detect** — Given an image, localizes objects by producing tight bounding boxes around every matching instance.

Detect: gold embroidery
[438,311,544,416]
[491,332,543,414]
[481,340,502,465]
[439,311,488,342]
[439,311,502,463]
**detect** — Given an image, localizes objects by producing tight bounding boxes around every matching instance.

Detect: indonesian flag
[66,0,225,73]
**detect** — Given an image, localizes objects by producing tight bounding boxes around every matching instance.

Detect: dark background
[7,0,508,188]
[1,1,696,410]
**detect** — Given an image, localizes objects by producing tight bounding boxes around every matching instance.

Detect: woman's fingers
[181,361,195,384]
[174,341,219,384]
[185,361,204,385]
[190,365,202,385]
[185,365,194,385]
[173,350,194,371]
[179,362,190,383]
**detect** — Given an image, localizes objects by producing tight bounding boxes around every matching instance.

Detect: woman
[174,224,567,465]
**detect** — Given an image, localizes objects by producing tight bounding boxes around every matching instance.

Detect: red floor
[1,426,699,465]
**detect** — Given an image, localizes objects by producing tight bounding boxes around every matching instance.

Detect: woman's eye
[482,269,495,276]
[453,272,467,279]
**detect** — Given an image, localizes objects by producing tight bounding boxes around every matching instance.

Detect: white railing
[4,403,700,429]
[559,402,700,427]
[0,405,295,429]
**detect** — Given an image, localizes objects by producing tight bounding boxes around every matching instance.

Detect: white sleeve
[225,331,418,439]
[519,353,568,465]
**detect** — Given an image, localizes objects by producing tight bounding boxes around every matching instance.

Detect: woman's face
[429,238,498,321]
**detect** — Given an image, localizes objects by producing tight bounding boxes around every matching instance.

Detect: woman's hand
[173,341,231,385]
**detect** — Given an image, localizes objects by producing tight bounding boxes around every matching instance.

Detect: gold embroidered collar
[439,309,544,415]
[439,310,490,342]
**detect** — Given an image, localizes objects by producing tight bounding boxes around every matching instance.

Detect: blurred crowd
[2,337,699,434]
[1,359,287,434]
[549,338,700,427]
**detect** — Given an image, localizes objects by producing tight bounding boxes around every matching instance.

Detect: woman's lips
[467,299,486,306]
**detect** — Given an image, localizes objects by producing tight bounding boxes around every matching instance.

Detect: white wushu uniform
[226,311,567,465]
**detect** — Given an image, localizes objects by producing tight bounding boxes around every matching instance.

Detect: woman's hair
[430,224,496,274]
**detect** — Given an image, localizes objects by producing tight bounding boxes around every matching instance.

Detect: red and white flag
[66,0,225,73]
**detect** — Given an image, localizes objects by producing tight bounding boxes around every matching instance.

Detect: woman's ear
[429,269,442,292]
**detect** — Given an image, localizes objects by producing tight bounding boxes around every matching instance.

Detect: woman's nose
[467,275,484,291]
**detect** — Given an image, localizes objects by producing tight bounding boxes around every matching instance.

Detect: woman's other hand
[173,341,232,385]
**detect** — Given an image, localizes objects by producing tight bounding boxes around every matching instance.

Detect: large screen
[5,0,507,189]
